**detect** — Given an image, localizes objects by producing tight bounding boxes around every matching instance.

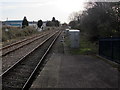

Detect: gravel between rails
[2,31,59,89]
[2,29,58,72]
[1,30,52,56]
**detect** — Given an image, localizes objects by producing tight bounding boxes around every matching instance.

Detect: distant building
[2,20,47,30]
[29,21,37,29]
[3,20,22,27]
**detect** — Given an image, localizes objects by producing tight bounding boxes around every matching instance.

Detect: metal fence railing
[99,37,120,64]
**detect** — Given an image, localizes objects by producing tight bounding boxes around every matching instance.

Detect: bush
[2,26,38,42]
[2,30,8,42]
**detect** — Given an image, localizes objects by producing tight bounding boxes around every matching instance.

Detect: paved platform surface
[30,33,119,89]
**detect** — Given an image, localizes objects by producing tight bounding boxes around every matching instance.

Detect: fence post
[111,39,113,60]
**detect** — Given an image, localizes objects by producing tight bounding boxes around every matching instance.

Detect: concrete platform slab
[30,32,119,89]
[30,53,118,88]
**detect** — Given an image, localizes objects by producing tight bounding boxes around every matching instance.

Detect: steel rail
[1,33,49,56]
[0,30,53,55]
[22,31,61,90]
[0,33,42,50]
[1,30,59,77]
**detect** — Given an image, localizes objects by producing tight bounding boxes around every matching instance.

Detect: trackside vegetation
[67,2,120,55]
[2,26,39,46]
[69,2,120,42]
[65,32,98,55]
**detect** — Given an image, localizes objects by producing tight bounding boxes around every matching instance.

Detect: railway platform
[30,33,118,89]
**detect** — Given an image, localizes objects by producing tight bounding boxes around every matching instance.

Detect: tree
[69,2,120,42]
[54,20,60,27]
[69,21,77,29]
[52,17,60,27]
[46,17,60,27]
[22,16,29,28]
[37,20,43,28]
[62,23,68,26]
[52,17,56,22]
[46,21,52,26]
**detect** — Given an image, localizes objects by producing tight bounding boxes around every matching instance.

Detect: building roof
[69,30,80,32]
[5,20,23,23]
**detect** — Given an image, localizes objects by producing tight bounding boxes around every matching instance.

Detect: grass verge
[64,30,119,70]
[2,26,40,46]
[65,32,98,55]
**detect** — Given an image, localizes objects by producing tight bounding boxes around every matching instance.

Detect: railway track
[2,30,61,90]
[2,29,57,72]
[0,30,53,56]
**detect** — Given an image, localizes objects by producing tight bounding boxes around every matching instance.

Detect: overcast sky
[0,0,86,23]
[0,0,119,23]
